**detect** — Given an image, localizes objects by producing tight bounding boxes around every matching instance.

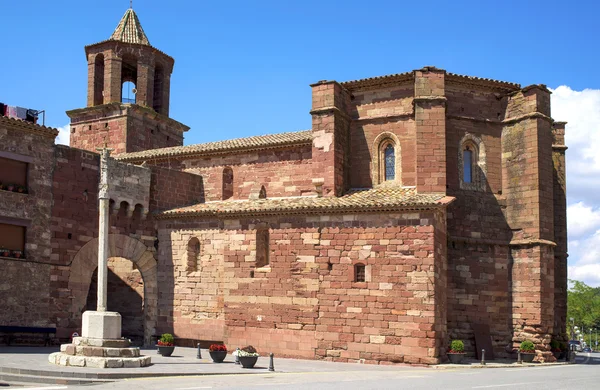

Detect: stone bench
[0,325,56,346]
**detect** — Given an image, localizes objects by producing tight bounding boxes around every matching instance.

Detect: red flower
[157,340,174,347]
[209,344,227,352]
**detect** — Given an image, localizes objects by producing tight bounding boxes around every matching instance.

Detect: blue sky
[1,0,598,137]
[2,0,600,286]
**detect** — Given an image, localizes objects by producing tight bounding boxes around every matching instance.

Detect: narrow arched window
[355,263,366,282]
[384,144,395,181]
[463,148,473,183]
[187,237,200,272]
[256,227,269,268]
[93,54,105,106]
[222,167,234,200]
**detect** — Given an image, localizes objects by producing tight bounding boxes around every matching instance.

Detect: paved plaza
[1,347,599,389]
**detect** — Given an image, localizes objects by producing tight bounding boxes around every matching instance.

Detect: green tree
[567,279,600,345]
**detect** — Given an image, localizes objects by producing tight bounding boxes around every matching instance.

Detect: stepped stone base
[49,337,151,368]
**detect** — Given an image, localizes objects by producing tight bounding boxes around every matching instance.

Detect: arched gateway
[67,234,158,345]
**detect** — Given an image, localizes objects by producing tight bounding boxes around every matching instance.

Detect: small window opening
[222,167,234,200]
[355,263,366,282]
[256,227,270,268]
[187,237,201,272]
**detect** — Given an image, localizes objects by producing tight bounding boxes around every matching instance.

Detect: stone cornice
[309,106,352,121]
[67,103,190,133]
[354,112,414,124]
[552,145,568,151]
[509,238,557,247]
[502,112,553,125]
[413,96,447,104]
[447,115,502,124]
[448,236,557,247]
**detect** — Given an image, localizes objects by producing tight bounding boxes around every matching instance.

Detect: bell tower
[67,7,189,154]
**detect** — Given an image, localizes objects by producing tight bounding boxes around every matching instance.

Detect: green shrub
[550,340,561,351]
[159,333,174,344]
[450,340,464,353]
[519,340,535,352]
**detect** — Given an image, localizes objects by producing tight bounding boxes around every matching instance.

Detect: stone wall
[157,210,447,364]
[0,119,56,330]
[68,104,187,154]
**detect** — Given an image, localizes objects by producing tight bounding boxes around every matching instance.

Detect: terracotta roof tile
[158,187,453,219]
[110,9,150,46]
[0,115,59,138]
[340,67,520,92]
[115,130,313,162]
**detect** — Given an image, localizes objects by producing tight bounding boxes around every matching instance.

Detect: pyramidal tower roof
[110,8,150,45]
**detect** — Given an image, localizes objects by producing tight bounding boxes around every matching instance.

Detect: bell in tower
[67,7,189,154]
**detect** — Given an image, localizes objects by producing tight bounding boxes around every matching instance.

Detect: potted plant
[17,186,26,194]
[0,248,10,257]
[519,340,536,362]
[157,333,175,357]
[209,343,228,363]
[11,250,23,259]
[235,345,260,368]
[447,340,466,364]
[6,184,15,192]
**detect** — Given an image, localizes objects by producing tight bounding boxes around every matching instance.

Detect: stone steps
[0,370,114,386]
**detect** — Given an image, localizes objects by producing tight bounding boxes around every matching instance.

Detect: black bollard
[235,348,240,364]
[481,349,486,365]
[518,350,522,364]
[197,343,202,359]
[269,353,275,371]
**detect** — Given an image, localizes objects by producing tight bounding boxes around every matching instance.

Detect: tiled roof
[115,130,313,162]
[158,187,453,219]
[340,67,520,92]
[446,72,520,90]
[0,115,59,138]
[110,8,150,46]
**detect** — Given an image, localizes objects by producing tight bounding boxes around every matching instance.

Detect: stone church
[0,8,568,364]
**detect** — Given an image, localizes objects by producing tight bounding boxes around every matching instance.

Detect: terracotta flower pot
[209,350,227,363]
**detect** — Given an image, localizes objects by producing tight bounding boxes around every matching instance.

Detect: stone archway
[67,234,158,345]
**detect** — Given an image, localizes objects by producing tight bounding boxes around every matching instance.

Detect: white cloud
[56,124,70,146]
[551,86,600,287]
[567,202,600,239]
[568,264,600,287]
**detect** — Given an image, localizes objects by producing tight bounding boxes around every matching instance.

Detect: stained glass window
[463,149,472,183]
[384,144,395,181]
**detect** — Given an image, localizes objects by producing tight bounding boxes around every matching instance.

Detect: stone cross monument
[50,146,150,367]
[81,146,122,339]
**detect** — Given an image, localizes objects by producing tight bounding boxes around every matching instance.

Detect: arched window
[463,147,473,183]
[384,144,395,181]
[256,227,270,268]
[458,133,487,191]
[354,263,366,282]
[121,54,138,104]
[93,54,104,106]
[187,237,200,272]
[372,133,401,186]
[122,81,136,104]
[222,167,234,200]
